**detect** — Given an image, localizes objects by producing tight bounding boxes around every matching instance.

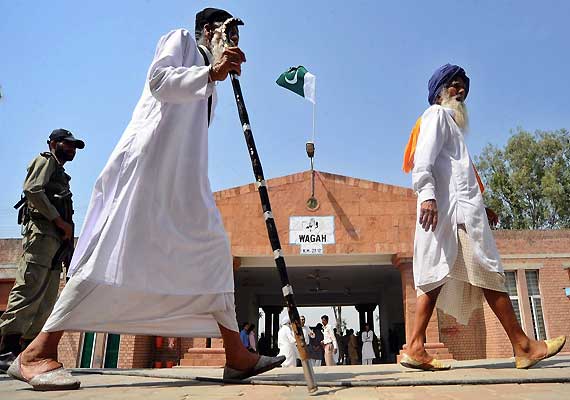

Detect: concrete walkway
[2,355,569,399]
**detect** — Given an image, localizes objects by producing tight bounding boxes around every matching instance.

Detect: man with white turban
[277,315,299,368]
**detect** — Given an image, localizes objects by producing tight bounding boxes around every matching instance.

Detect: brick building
[1,170,568,368]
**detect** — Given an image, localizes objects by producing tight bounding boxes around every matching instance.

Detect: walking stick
[219,18,318,394]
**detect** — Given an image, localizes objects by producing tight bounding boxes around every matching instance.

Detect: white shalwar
[277,324,298,368]
[43,29,238,336]
[412,105,505,321]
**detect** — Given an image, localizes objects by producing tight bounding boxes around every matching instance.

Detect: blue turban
[428,64,470,105]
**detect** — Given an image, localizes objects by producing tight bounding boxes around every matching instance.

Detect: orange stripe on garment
[402,117,422,174]
[473,164,485,194]
[402,116,485,194]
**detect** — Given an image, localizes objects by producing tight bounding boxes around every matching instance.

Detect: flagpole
[312,102,315,143]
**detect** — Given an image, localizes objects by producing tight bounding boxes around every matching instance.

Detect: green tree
[474,128,570,229]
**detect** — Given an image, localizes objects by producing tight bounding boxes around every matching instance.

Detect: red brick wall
[439,309,487,360]
[0,239,21,263]
[118,335,152,368]
[215,171,417,257]
[494,230,570,253]
[0,282,13,310]
[58,332,82,368]
[536,260,570,353]
[0,239,21,311]
[481,299,513,358]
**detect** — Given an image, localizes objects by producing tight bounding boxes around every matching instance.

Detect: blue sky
[1,0,569,239]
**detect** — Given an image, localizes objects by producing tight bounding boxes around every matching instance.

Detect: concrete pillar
[366,310,374,327]
[393,254,453,360]
[358,310,366,331]
[262,306,283,353]
[395,258,416,343]
[263,309,272,340]
[355,304,376,331]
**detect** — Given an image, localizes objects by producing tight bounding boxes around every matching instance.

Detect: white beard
[440,91,469,131]
[197,29,226,65]
[209,30,225,65]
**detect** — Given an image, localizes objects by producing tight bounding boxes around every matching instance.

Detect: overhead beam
[237,253,394,268]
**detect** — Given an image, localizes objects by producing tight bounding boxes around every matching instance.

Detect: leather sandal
[515,335,566,369]
[223,355,286,380]
[400,353,451,371]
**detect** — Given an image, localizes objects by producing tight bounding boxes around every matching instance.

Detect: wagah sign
[289,216,335,255]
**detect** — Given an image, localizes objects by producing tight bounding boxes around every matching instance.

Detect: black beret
[195,8,233,37]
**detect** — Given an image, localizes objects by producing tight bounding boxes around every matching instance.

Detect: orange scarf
[402,117,485,193]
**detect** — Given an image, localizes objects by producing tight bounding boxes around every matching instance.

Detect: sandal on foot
[7,355,80,391]
[400,353,451,371]
[223,355,286,380]
[515,335,567,369]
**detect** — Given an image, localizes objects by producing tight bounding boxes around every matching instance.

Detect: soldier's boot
[0,334,22,372]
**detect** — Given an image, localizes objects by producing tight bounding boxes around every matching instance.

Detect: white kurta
[412,105,503,290]
[277,324,298,368]
[361,331,375,360]
[43,29,236,336]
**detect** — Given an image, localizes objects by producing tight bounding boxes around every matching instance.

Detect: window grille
[526,270,546,340]
[505,271,522,326]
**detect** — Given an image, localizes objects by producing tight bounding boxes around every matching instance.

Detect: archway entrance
[234,254,405,363]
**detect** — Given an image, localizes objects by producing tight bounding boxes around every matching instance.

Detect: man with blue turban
[400,64,566,371]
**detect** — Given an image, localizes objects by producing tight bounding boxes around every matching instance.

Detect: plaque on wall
[289,216,335,255]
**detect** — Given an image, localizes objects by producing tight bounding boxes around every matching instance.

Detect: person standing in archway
[361,324,375,365]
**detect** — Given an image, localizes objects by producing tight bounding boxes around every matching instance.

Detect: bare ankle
[513,338,532,354]
[407,339,426,354]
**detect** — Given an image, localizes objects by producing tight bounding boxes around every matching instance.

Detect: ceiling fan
[308,281,329,293]
[307,269,330,293]
[240,278,265,288]
[306,269,331,281]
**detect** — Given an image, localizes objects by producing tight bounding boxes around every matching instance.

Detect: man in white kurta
[400,64,566,372]
[361,324,375,365]
[9,8,284,390]
[277,315,298,368]
[321,315,337,366]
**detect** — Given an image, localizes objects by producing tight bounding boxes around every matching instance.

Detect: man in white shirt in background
[300,315,310,345]
[320,315,337,366]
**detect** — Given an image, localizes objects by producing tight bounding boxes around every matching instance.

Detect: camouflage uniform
[0,152,72,341]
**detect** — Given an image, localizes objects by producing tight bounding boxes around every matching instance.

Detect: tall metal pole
[221,18,318,394]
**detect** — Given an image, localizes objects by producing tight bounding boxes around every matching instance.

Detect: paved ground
[1,355,569,399]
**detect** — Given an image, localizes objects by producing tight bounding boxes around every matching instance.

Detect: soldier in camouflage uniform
[0,129,84,371]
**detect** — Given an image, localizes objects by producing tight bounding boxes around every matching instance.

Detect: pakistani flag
[276,66,316,104]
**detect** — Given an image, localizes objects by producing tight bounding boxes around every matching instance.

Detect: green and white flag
[276,66,316,104]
